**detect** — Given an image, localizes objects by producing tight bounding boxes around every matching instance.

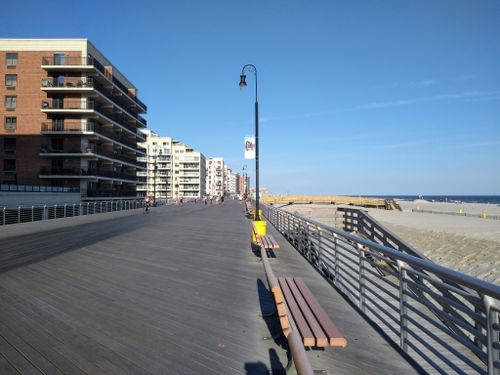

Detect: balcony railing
[41,100,144,135]
[0,183,79,193]
[41,77,93,88]
[41,78,147,127]
[41,122,144,153]
[40,144,139,166]
[41,56,147,112]
[86,189,137,198]
[40,167,139,182]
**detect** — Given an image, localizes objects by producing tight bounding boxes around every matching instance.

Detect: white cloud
[409,79,437,88]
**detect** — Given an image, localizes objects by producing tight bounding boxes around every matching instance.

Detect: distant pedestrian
[210,195,213,204]
[221,195,225,204]
[204,196,208,205]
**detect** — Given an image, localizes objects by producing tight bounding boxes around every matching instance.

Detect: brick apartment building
[0,39,147,200]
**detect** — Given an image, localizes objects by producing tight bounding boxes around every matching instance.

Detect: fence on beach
[412,208,500,221]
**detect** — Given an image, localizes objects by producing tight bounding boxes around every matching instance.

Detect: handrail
[0,199,153,226]
[262,203,500,375]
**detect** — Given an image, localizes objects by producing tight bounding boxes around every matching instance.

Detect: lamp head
[239,74,247,90]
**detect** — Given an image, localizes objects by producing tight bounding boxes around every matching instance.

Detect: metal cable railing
[262,204,500,375]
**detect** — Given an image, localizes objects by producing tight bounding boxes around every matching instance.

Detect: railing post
[18,206,21,223]
[43,205,47,220]
[333,233,340,287]
[73,203,76,216]
[64,204,67,218]
[484,296,500,375]
[31,205,34,222]
[317,226,324,271]
[3,207,5,225]
[397,260,409,352]
[357,244,366,312]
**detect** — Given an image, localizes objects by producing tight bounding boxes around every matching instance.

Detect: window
[53,53,65,65]
[4,138,16,153]
[3,159,16,172]
[5,53,18,66]
[4,117,16,131]
[5,96,16,109]
[5,74,17,87]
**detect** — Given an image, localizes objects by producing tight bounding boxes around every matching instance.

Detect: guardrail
[262,204,500,375]
[0,200,149,226]
[0,184,79,193]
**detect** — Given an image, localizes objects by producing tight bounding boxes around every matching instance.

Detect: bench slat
[285,277,329,347]
[294,278,347,347]
[267,235,280,249]
[279,278,315,347]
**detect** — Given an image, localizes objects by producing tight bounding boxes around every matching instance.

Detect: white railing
[263,204,500,375]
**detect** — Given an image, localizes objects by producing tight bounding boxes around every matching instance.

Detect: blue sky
[3,0,500,194]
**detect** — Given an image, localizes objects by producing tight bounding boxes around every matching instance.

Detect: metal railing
[1,200,146,226]
[41,122,145,153]
[262,204,500,375]
[0,184,79,193]
[39,167,139,182]
[41,99,144,136]
[41,55,148,112]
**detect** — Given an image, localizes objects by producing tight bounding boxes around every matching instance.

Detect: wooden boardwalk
[0,201,420,374]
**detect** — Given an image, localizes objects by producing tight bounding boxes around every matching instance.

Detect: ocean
[366,195,500,205]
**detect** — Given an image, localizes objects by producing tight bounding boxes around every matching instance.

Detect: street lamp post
[242,164,247,197]
[239,64,260,220]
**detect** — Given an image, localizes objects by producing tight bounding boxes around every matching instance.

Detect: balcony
[40,145,142,168]
[41,100,145,137]
[41,56,147,113]
[86,189,138,198]
[41,122,145,155]
[41,78,147,128]
[40,167,139,182]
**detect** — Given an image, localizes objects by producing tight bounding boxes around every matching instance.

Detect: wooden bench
[278,277,347,347]
[260,247,346,374]
[252,222,280,250]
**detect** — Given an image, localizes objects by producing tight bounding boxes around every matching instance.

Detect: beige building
[137,130,172,200]
[172,141,205,199]
[205,157,225,196]
[0,39,147,200]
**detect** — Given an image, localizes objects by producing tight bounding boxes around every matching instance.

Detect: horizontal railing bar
[406,304,488,359]
[406,315,486,372]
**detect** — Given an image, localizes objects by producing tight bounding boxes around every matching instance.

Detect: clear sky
[3,0,499,195]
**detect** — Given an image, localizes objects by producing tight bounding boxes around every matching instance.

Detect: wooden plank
[278,278,315,347]
[286,277,329,347]
[267,235,280,249]
[294,278,348,347]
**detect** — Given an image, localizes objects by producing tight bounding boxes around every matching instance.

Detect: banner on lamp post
[244,136,255,159]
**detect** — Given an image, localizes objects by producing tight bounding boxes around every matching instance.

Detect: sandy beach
[281,200,500,284]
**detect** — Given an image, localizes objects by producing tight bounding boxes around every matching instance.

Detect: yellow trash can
[252,220,267,243]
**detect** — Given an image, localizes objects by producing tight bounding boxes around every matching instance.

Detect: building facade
[137,130,172,201]
[0,39,147,200]
[239,175,250,197]
[172,141,205,199]
[205,157,225,196]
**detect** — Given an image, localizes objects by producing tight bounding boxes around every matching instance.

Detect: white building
[137,130,172,200]
[205,157,225,196]
[172,141,206,199]
[228,170,239,195]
